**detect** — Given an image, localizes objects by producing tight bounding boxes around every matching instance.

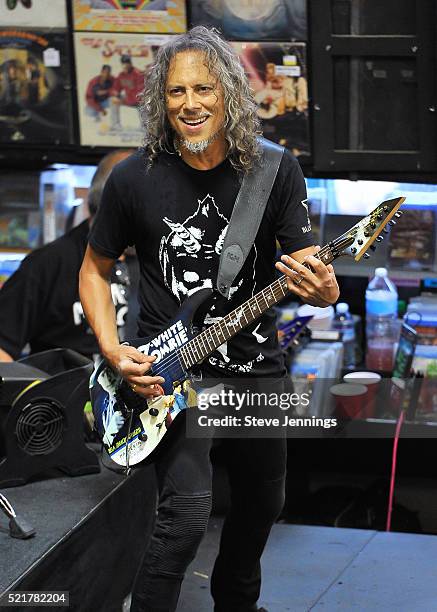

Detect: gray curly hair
[138,26,262,173]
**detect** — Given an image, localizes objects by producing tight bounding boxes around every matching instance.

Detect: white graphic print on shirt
[301,198,312,234]
[159,193,266,373]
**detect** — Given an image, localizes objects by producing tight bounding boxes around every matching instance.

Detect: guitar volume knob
[149,408,159,417]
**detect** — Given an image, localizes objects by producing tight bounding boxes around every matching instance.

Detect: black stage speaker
[0,349,100,488]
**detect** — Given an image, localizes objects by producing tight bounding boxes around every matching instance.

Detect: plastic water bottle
[333,302,356,368]
[365,268,399,371]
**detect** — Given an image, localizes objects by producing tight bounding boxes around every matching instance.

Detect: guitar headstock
[331,197,405,261]
[278,315,313,349]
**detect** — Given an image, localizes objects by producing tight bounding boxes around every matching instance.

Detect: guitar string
[146,243,335,378]
[140,277,289,384]
[121,205,389,381]
[151,243,335,376]
[152,274,291,376]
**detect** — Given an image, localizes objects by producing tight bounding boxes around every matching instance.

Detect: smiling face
[165,50,226,155]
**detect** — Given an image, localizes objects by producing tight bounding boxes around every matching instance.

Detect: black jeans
[130,413,286,612]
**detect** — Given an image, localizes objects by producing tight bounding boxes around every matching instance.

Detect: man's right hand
[104,344,165,399]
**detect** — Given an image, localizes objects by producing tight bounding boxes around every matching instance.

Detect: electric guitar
[90,196,405,466]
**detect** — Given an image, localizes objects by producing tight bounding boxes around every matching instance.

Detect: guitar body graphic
[90,197,405,467]
[91,288,212,466]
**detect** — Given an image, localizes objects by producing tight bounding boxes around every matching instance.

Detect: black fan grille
[15,399,65,455]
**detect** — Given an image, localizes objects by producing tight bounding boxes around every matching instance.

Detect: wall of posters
[189,0,307,41]
[74,32,171,147]
[0,28,74,144]
[0,0,67,28]
[231,42,310,157]
[73,0,186,33]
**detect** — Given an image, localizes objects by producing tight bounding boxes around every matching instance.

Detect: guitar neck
[180,243,336,369]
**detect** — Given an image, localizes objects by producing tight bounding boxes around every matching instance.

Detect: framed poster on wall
[231,41,310,157]
[0,0,67,27]
[73,0,186,34]
[74,32,172,147]
[188,0,307,41]
[0,28,74,144]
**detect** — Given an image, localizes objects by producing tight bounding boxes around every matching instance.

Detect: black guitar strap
[216,137,284,299]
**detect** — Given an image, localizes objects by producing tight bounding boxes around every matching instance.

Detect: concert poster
[231,41,310,157]
[73,0,187,34]
[0,28,73,144]
[74,32,173,147]
[0,0,67,28]
[188,0,307,41]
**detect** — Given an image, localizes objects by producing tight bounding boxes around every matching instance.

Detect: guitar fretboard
[179,244,335,369]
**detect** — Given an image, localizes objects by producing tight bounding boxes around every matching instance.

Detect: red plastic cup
[330,383,367,419]
[343,372,382,418]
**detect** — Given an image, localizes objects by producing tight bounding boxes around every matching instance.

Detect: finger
[303,254,330,278]
[280,255,317,283]
[281,270,310,294]
[119,359,156,377]
[326,264,334,274]
[131,385,163,399]
[129,374,166,387]
[123,347,156,364]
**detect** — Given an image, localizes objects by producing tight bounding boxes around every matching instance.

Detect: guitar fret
[197,333,206,359]
[248,299,255,319]
[212,325,223,346]
[226,313,236,335]
[184,246,336,368]
[181,345,193,369]
[242,305,250,325]
[196,336,205,360]
[261,289,269,309]
[202,331,212,354]
[191,340,201,363]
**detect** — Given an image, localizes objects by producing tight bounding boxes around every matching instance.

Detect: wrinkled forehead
[166,50,219,85]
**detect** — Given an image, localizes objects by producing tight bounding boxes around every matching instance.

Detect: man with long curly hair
[80,26,339,612]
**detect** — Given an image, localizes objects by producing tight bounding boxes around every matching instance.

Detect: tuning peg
[370,245,377,251]
[383,227,389,234]
[363,253,370,259]
[395,211,402,218]
[376,236,384,242]
[389,220,396,226]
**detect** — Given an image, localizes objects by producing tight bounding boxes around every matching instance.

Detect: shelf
[334,261,437,281]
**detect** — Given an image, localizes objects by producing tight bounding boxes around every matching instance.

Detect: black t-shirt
[89,147,314,377]
[0,221,128,360]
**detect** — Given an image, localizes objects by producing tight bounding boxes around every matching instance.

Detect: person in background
[85,64,114,122]
[0,149,132,363]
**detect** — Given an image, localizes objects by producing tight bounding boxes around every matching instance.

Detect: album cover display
[388,209,435,270]
[0,28,74,144]
[231,41,310,157]
[73,0,186,33]
[189,0,307,41]
[74,32,171,147]
[0,0,67,28]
